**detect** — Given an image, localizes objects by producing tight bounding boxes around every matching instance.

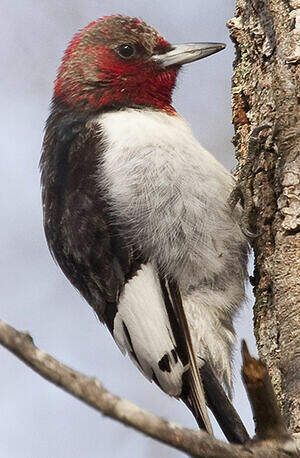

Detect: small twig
[241,340,291,442]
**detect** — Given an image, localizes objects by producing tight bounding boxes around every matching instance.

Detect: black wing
[40,101,142,331]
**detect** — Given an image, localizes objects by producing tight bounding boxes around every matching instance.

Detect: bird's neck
[54,66,178,115]
[54,87,177,115]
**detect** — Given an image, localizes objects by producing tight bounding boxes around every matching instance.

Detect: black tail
[182,361,249,443]
[200,361,249,444]
[160,276,249,442]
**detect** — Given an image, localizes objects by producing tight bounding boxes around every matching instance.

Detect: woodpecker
[41,15,249,441]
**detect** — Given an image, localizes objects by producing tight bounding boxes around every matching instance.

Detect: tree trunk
[228,0,300,436]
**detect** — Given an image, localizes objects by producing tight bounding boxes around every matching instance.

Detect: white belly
[95,108,247,390]
[97,108,237,288]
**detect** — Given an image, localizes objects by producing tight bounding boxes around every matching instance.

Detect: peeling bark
[228,0,300,435]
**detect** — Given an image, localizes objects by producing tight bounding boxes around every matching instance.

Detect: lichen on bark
[228,0,300,435]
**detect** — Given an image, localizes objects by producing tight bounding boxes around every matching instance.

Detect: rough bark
[227,0,300,436]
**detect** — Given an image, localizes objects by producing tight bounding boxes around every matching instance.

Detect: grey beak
[152,42,226,67]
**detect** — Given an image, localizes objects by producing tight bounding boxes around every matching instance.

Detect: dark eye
[117,44,136,59]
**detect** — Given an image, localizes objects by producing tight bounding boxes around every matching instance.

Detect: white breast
[95,108,247,390]
[96,108,235,290]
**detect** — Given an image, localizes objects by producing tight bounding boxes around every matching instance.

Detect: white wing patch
[113,263,184,397]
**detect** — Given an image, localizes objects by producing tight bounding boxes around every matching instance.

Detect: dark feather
[160,276,213,434]
[200,361,249,444]
[40,100,142,330]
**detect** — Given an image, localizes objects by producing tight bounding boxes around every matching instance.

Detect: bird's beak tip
[153,42,226,68]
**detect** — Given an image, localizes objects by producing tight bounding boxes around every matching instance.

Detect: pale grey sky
[0,1,257,457]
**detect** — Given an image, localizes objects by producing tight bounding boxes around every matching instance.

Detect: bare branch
[0,318,298,457]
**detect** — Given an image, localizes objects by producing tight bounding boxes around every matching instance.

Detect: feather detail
[113,263,185,396]
[166,279,213,434]
[98,107,248,390]
[41,102,248,437]
[112,263,212,434]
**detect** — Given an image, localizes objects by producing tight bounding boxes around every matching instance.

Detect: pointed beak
[152,42,226,67]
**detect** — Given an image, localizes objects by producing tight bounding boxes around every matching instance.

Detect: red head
[54,15,225,113]
[55,15,177,113]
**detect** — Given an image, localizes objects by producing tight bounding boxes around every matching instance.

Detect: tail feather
[113,263,248,441]
[181,387,206,430]
[200,361,249,444]
[166,278,213,435]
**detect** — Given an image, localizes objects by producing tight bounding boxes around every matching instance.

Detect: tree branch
[0,318,298,457]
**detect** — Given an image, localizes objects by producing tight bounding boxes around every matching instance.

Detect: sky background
[0,1,258,457]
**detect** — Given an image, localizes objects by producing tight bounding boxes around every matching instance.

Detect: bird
[40,15,249,442]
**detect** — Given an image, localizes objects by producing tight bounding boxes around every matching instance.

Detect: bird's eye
[116,44,136,59]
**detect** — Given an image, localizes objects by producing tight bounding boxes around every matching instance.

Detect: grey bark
[227,0,300,436]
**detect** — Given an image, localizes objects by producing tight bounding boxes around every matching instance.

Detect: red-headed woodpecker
[40,15,249,441]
